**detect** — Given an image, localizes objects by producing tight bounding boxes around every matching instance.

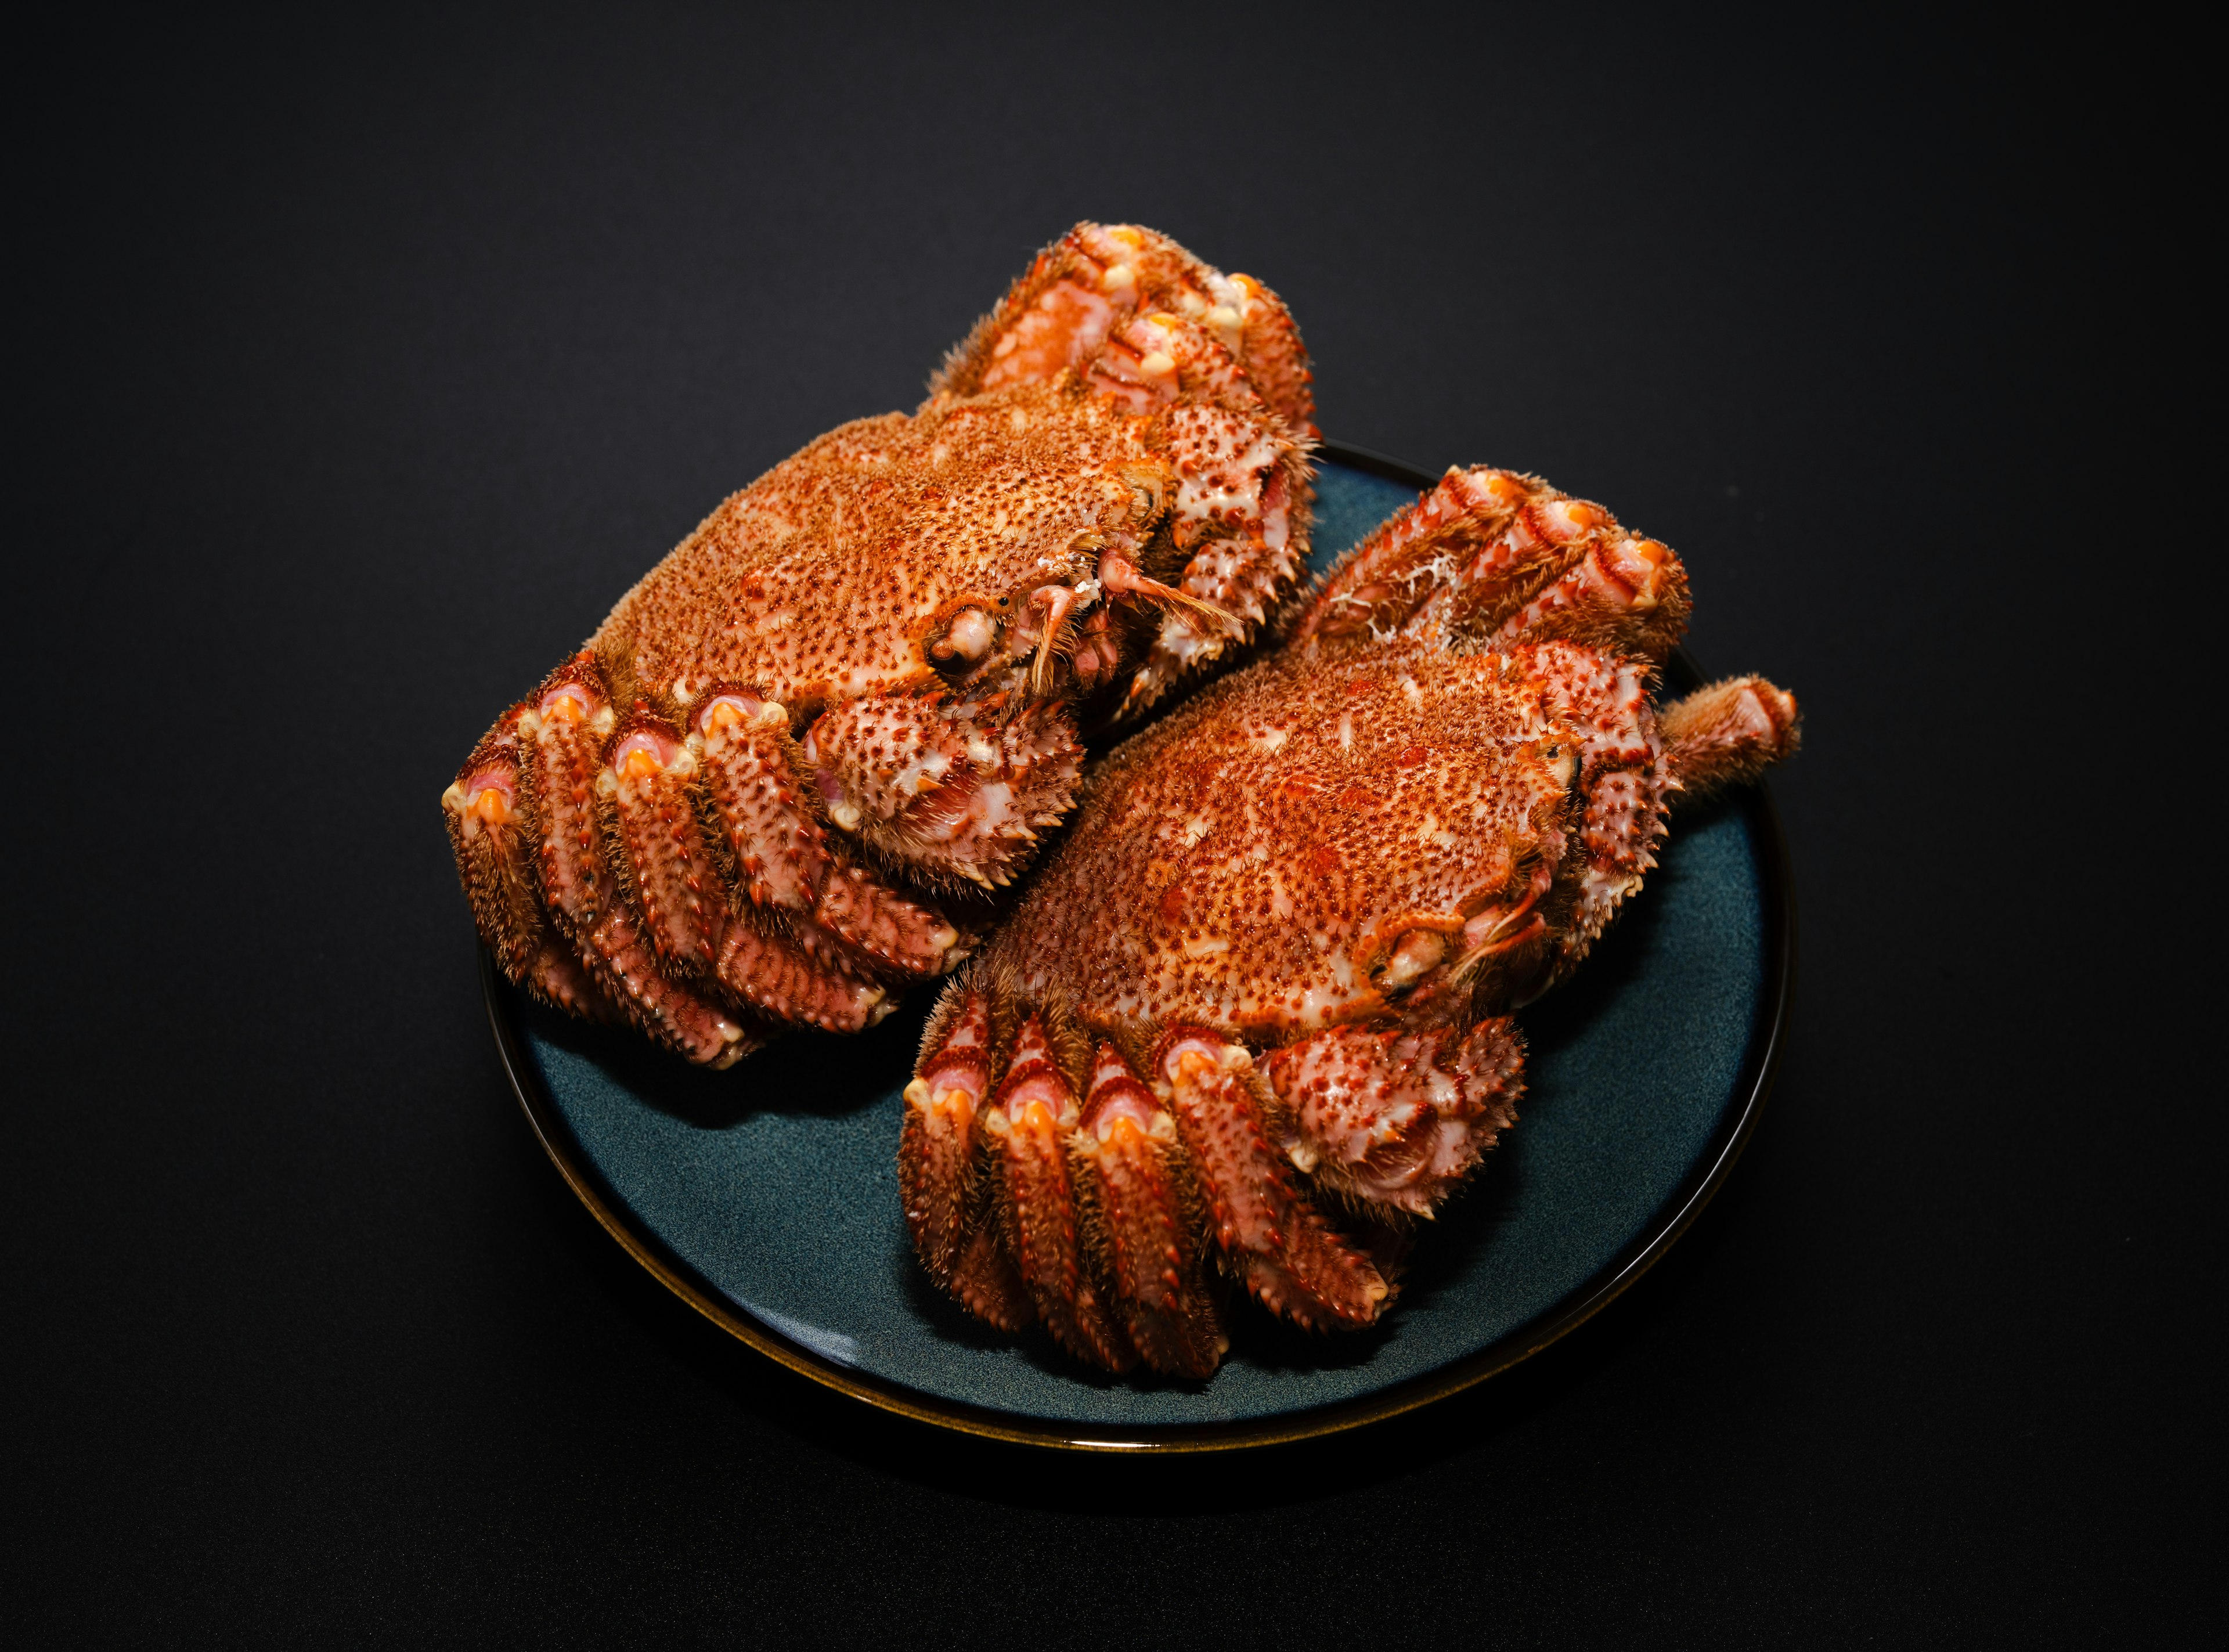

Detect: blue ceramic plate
[484,445,1794,1451]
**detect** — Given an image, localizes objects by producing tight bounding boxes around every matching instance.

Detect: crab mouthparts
[1027,583,1081,698]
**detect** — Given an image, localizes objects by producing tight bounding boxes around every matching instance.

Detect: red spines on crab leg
[442,709,616,1022]
[694,691,963,982]
[520,658,761,1067]
[985,1015,1136,1371]
[901,989,993,1285]
[1076,1044,1225,1379]
[803,693,1084,892]
[1660,676,1802,799]
[1155,1030,1388,1332]
[1290,466,1691,665]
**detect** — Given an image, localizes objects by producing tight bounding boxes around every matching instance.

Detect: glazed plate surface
[485,447,1794,1449]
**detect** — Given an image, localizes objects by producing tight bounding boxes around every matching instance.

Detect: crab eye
[929,607,998,666]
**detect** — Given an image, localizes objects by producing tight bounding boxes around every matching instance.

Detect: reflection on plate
[484,444,1795,1451]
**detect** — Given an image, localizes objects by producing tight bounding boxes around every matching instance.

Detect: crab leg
[1483,529,1688,663]
[598,713,727,973]
[521,657,758,1067]
[442,708,618,1021]
[1660,676,1802,801]
[1154,1029,1389,1332]
[903,993,1033,1332]
[902,988,993,1282]
[710,924,886,1033]
[1077,1043,1224,1378]
[694,690,964,979]
[1293,466,1690,665]
[985,1015,1136,1371]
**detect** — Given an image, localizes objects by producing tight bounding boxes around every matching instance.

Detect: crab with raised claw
[902,465,1800,1375]
[443,224,1317,1064]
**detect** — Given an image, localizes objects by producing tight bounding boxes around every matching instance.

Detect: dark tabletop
[10,6,2205,1644]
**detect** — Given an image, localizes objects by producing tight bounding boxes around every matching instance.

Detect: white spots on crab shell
[960,781,1019,843]
[1203,270,1252,341]
[1295,953,1368,1031]
[1172,425,1282,530]
[967,632,1650,1042]
[895,746,953,799]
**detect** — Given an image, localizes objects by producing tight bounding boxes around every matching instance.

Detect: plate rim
[482,439,1799,1453]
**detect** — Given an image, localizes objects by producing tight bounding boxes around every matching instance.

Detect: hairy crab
[902,465,1799,1375]
[443,224,1316,1064]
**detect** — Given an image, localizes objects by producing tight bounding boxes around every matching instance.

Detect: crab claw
[806,694,1084,890]
[1267,1020,1525,1215]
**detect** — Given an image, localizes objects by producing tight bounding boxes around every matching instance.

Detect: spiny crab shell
[443,223,1317,1064]
[902,464,1801,1377]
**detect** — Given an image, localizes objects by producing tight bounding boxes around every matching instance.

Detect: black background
[10,5,2208,1644]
